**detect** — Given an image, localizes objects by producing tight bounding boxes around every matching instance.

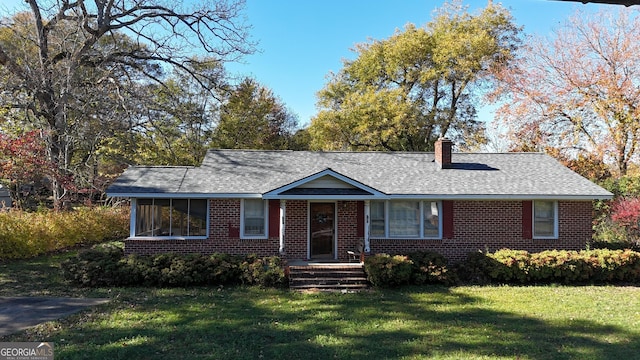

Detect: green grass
[1,250,639,359]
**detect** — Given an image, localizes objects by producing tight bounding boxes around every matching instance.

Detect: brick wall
[125,199,594,263]
[282,200,308,259]
[337,201,364,261]
[371,200,594,262]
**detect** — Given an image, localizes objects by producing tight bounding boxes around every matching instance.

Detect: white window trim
[533,200,559,239]
[369,200,387,238]
[369,200,442,239]
[422,200,442,239]
[241,199,269,239]
[130,198,209,239]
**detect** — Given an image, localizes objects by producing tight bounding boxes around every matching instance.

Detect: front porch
[276,199,370,262]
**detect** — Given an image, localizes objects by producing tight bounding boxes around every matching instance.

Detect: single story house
[106,138,613,262]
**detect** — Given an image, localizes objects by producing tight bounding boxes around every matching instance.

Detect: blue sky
[0,0,619,128]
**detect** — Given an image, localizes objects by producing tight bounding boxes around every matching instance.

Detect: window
[390,201,420,237]
[533,200,557,238]
[370,201,386,237]
[370,200,441,239]
[423,201,440,237]
[242,199,267,238]
[135,198,207,237]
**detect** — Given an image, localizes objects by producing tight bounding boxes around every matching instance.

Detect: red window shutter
[356,201,364,237]
[268,200,280,238]
[228,223,240,238]
[522,201,533,239]
[442,200,454,239]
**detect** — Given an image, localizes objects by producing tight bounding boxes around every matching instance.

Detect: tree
[0,130,61,208]
[545,148,612,183]
[212,78,298,149]
[289,128,312,151]
[308,1,520,151]
[102,61,226,167]
[0,0,253,209]
[491,8,640,176]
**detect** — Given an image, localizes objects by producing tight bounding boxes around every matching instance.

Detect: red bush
[610,197,640,243]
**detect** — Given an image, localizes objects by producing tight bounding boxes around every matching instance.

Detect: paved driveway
[0,297,109,336]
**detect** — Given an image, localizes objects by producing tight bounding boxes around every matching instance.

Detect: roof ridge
[206,149,548,155]
[454,152,546,155]
[130,165,195,168]
[207,149,293,152]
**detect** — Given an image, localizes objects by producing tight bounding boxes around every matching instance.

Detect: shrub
[487,249,531,283]
[61,243,126,287]
[239,255,287,288]
[407,251,452,285]
[453,251,496,284]
[609,197,640,246]
[460,249,640,285]
[363,254,413,287]
[592,197,640,252]
[62,248,285,288]
[528,250,591,284]
[156,254,201,286]
[118,254,150,286]
[0,206,129,259]
[585,249,640,283]
[207,253,243,285]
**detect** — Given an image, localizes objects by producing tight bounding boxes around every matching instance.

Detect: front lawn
[1,251,639,359]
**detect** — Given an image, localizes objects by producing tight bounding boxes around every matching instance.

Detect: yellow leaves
[313,1,519,151]
[310,87,417,151]
[0,207,129,260]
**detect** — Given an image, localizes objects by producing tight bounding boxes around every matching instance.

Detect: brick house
[106,138,612,262]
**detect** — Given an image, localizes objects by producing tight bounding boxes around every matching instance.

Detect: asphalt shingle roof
[106,150,613,199]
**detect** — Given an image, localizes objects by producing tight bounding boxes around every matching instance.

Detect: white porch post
[279,200,286,254]
[130,198,137,237]
[364,200,371,253]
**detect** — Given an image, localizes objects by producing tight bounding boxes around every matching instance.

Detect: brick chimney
[435,137,453,169]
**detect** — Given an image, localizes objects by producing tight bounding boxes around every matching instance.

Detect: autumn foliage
[476,249,640,284]
[0,130,49,183]
[492,8,640,176]
[0,130,75,208]
[610,197,640,245]
[0,207,129,260]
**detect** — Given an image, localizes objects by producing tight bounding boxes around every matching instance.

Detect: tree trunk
[48,124,72,211]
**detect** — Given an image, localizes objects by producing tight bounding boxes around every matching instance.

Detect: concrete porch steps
[288,264,369,291]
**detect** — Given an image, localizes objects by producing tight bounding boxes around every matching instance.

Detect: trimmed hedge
[467,248,640,284]
[364,249,640,287]
[363,254,413,287]
[407,251,451,285]
[63,246,640,288]
[0,207,129,259]
[62,244,287,288]
[239,254,287,288]
[364,251,453,287]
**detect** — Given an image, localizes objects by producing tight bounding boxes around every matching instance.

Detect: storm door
[309,202,335,259]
